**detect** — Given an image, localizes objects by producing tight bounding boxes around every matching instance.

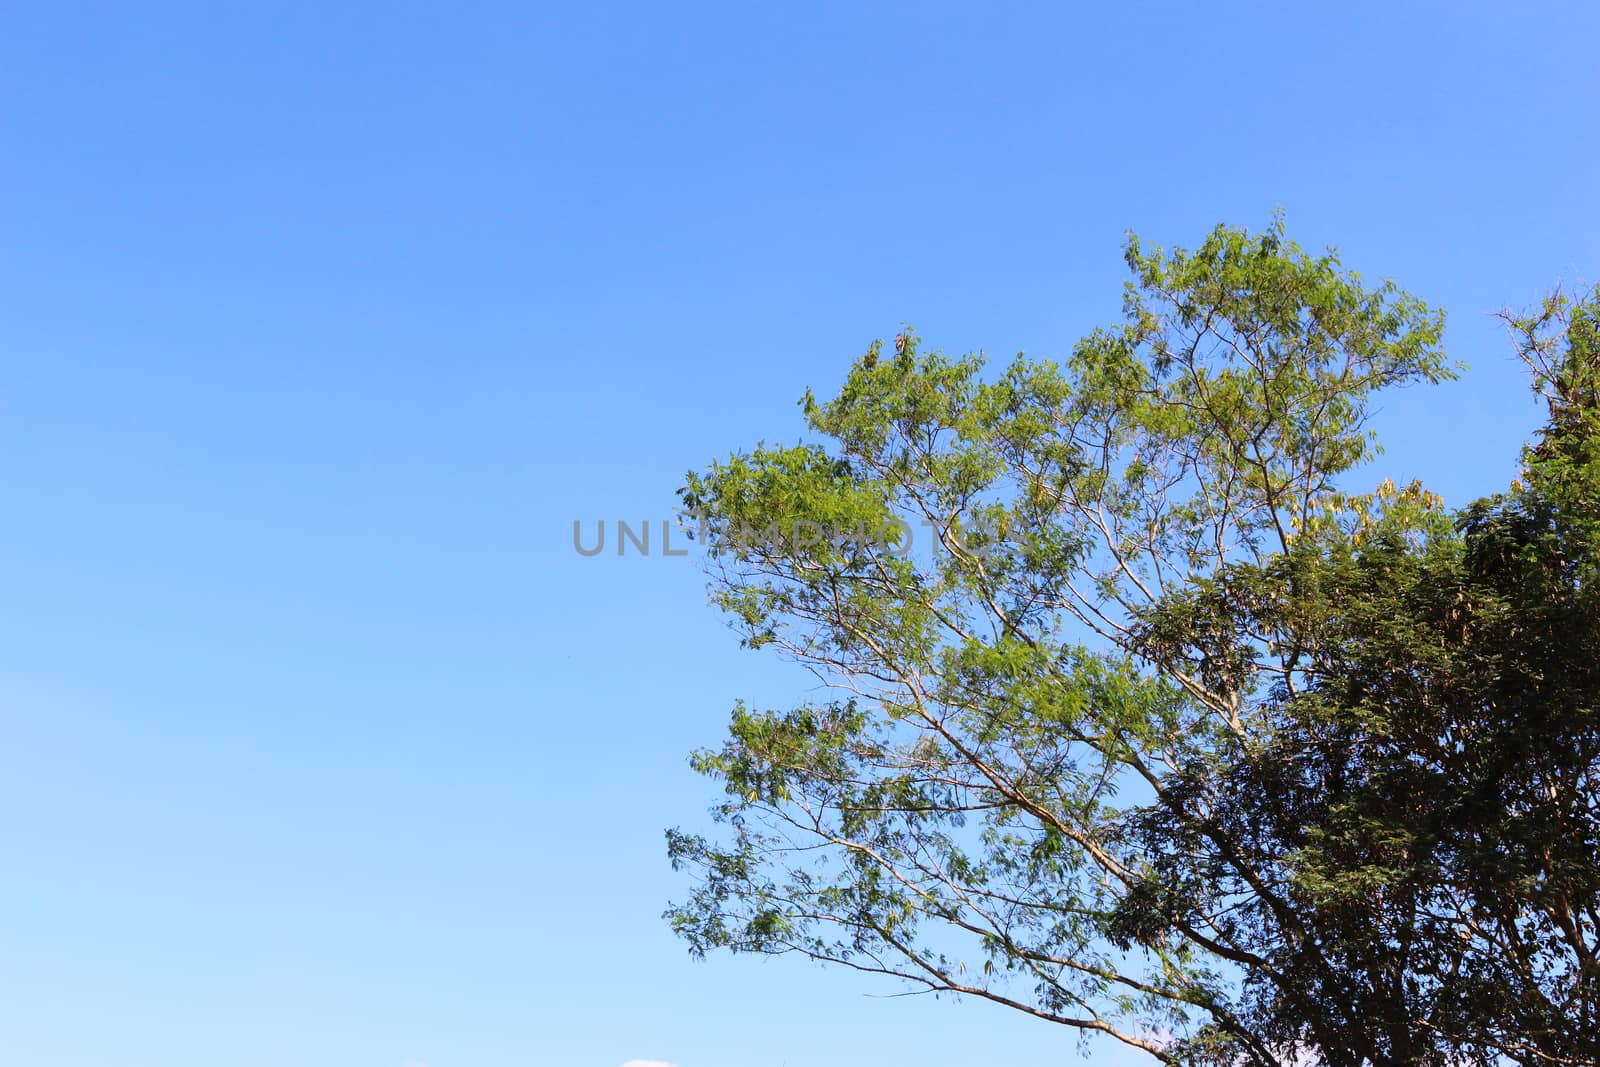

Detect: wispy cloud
[620,1060,677,1067]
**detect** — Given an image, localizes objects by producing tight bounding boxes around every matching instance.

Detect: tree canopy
[665,219,1600,1065]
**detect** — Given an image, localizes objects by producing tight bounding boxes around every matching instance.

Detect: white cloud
[620,1061,677,1067]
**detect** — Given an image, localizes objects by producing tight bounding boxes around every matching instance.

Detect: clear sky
[0,3,1595,1066]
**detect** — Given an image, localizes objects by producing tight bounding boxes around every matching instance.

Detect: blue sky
[0,2,1595,1066]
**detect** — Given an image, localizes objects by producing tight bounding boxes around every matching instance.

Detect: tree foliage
[665,219,1600,1065]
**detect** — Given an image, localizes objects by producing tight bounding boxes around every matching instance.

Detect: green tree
[665,219,1598,1064]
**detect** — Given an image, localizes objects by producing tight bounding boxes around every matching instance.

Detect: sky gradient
[2,2,1597,1066]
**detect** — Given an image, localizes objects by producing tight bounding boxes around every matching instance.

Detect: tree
[664,218,1599,1064]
